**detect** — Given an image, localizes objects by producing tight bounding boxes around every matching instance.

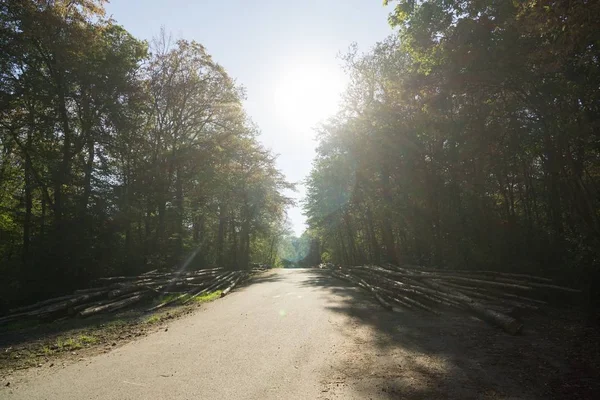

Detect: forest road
[1,268,546,399]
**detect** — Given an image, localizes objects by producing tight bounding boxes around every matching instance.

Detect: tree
[305,0,600,305]
[0,1,291,310]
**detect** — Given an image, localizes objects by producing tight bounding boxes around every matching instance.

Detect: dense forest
[2,0,599,313]
[0,1,292,310]
[304,0,600,301]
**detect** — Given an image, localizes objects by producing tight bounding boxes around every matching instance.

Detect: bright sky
[105,0,393,236]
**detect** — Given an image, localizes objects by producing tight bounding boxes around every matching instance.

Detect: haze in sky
[105,0,393,235]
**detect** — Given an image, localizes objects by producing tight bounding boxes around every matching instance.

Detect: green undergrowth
[145,315,161,324]
[194,290,222,303]
[40,334,99,356]
[153,290,222,306]
[1,289,226,372]
[145,290,223,325]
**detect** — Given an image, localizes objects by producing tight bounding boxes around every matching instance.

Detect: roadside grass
[2,287,229,372]
[145,315,161,324]
[34,334,99,358]
[192,290,222,303]
[79,334,98,345]
[55,334,98,351]
[152,290,222,307]
[105,318,126,328]
[145,290,222,325]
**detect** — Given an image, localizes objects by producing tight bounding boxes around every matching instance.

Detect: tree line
[0,0,292,309]
[304,0,600,296]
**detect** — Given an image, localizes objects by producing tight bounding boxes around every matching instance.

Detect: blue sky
[105,0,394,235]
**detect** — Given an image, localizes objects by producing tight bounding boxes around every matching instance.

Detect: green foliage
[305,0,600,286]
[144,315,161,324]
[277,231,321,267]
[150,289,223,312]
[192,290,222,304]
[78,335,98,345]
[0,1,291,310]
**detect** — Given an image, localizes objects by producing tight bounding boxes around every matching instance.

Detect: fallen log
[420,280,523,334]
[364,265,536,291]
[375,285,440,314]
[429,280,540,310]
[183,271,237,304]
[108,285,153,299]
[74,287,114,295]
[400,264,555,283]
[350,268,462,310]
[339,265,525,334]
[8,294,78,315]
[79,292,149,318]
[146,271,237,311]
[19,290,111,319]
[221,272,245,297]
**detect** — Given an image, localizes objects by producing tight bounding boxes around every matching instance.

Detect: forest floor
[1,268,599,399]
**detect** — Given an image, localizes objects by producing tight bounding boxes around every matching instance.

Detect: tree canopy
[0,1,292,309]
[305,0,600,289]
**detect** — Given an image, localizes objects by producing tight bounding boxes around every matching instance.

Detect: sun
[273,62,347,131]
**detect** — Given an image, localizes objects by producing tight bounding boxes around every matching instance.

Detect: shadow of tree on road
[297,269,599,400]
[238,270,285,288]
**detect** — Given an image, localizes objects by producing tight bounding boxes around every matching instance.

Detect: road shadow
[237,270,285,288]
[297,268,599,400]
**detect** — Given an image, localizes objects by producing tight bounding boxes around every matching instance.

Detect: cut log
[8,294,78,314]
[179,271,236,305]
[221,272,245,297]
[337,265,525,334]
[350,269,458,310]
[363,265,535,291]
[420,280,523,334]
[375,286,440,314]
[79,292,149,317]
[74,287,113,295]
[108,285,152,299]
[399,264,555,283]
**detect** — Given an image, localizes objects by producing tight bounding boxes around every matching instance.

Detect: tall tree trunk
[544,137,564,266]
[230,212,238,268]
[157,198,166,252]
[40,195,46,242]
[240,212,250,269]
[80,90,94,217]
[379,166,396,264]
[268,235,277,266]
[54,72,71,226]
[144,202,152,256]
[193,213,203,243]
[81,136,94,215]
[23,125,33,267]
[343,211,358,265]
[217,203,227,268]
[365,206,379,263]
[175,163,184,260]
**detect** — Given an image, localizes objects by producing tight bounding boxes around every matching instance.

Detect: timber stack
[0,268,249,325]
[326,264,580,334]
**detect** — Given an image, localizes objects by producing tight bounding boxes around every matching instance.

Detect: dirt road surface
[0,269,585,399]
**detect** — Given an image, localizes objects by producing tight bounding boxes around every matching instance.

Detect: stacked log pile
[327,264,580,334]
[0,268,249,326]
